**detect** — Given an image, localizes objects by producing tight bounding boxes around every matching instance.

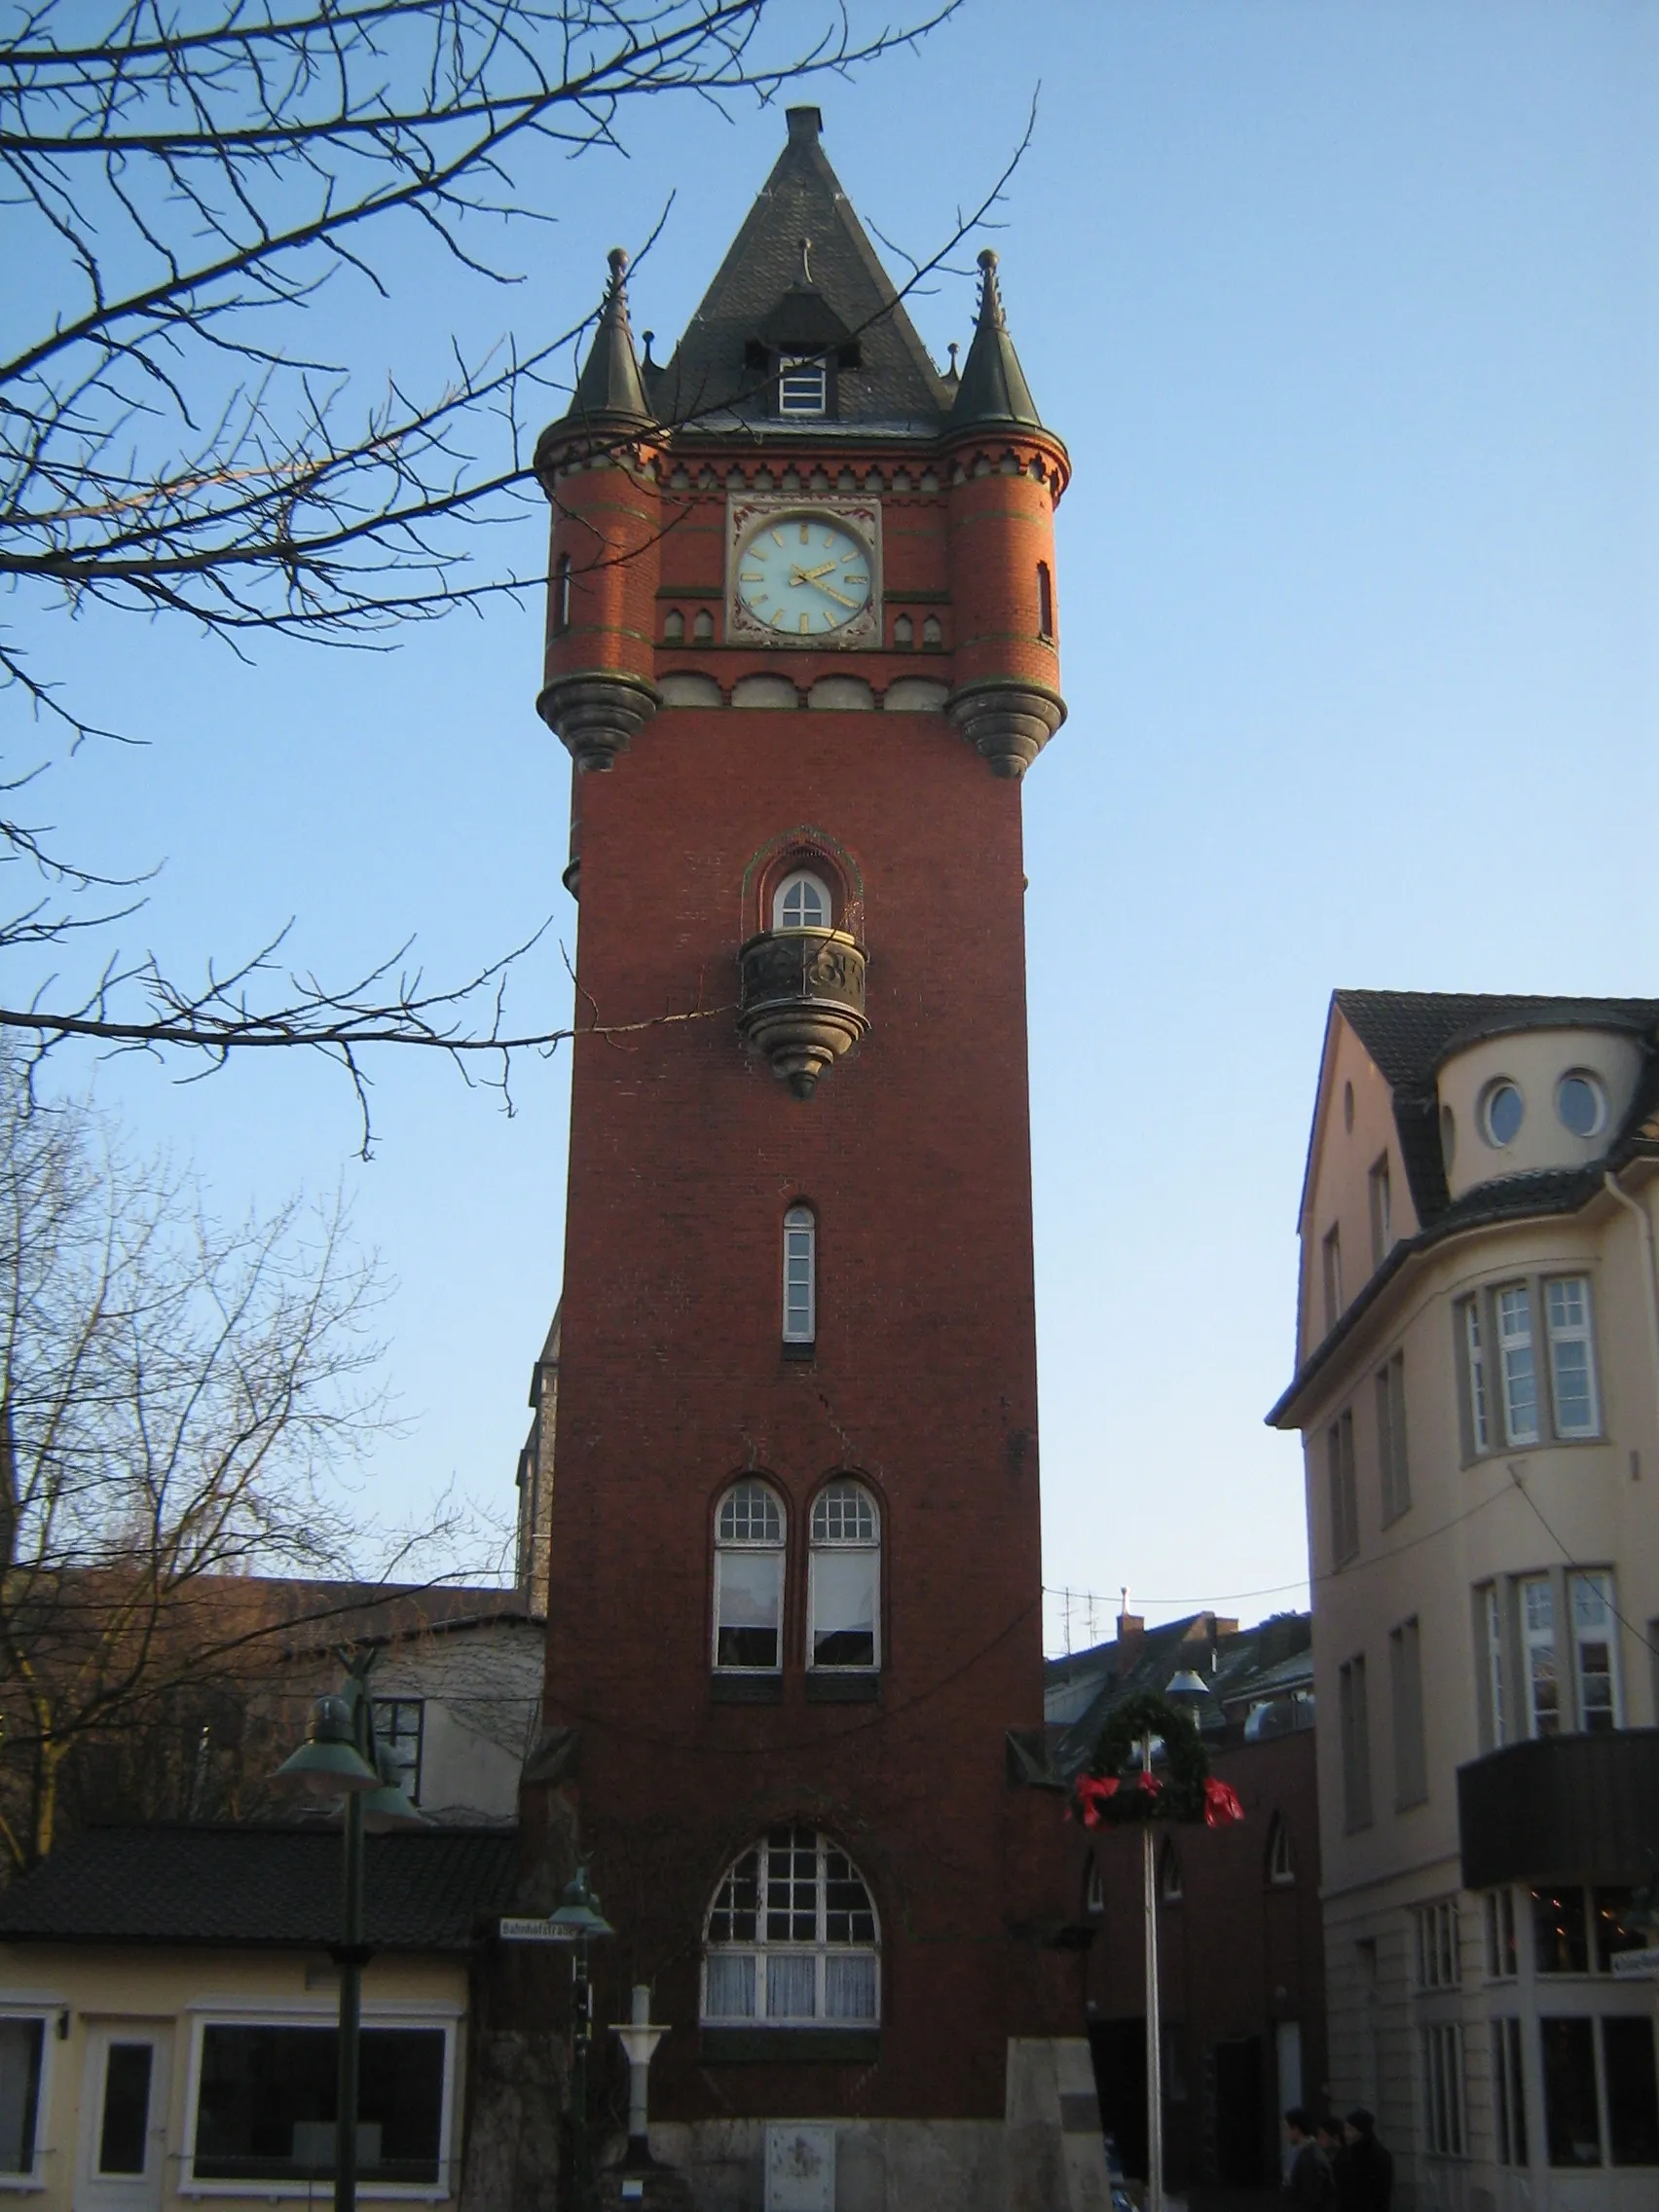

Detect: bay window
[1456,1275,1602,1456]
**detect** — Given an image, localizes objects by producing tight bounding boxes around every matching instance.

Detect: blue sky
[12,0,1657,1644]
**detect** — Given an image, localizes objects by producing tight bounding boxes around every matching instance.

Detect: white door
[76,2025,169,2212]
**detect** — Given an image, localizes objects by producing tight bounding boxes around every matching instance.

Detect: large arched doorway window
[702,1826,880,2025]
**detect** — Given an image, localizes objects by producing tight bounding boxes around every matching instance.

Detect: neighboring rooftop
[0,1826,518,1951]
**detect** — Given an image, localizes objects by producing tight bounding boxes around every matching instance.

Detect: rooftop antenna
[947,340,960,377]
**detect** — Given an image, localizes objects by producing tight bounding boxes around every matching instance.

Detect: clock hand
[788,560,841,585]
[811,579,861,610]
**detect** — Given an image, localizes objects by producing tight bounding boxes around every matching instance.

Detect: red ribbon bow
[1202,1776,1245,1827]
[1136,1769,1162,1798]
[1073,1775,1120,1828]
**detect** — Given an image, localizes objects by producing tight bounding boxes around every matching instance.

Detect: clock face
[735,515,873,638]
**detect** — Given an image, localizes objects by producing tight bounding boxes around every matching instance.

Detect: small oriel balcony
[737,928,868,1099]
[1458,1729,1659,1889]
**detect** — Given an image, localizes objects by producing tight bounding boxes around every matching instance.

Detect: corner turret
[945,250,1045,433]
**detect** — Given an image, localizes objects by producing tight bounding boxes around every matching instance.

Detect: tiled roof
[653,107,949,433]
[1046,1612,1312,1780]
[0,1826,518,1951]
[1335,991,1659,1089]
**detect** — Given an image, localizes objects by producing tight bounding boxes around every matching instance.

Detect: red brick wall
[536,436,1077,2123]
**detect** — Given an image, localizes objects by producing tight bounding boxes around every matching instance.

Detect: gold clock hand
[812,579,861,610]
[788,560,840,585]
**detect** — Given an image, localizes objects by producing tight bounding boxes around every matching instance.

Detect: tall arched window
[553,553,572,635]
[773,869,830,931]
[702,1826,880,2026]
[1037,560,1054,641]
[1085,1857,1105,1916]
[713,1480,785,1674]
[783,1206,815,1346]
[807,1481,880,1672]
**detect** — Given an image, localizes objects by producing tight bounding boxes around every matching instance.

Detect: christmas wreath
[1071,1688,1243,1829]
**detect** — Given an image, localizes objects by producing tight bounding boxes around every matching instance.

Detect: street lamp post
[547,1865,615,2212]
[271,1651,424,2212]
[1142,1669,1210,2212]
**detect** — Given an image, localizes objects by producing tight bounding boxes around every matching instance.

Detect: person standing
[1340,2109,1393,2212]
[1282,2110,1335,2207]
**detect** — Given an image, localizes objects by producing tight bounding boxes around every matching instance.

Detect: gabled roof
[0,1826,518,1952]
[654,106,950,432]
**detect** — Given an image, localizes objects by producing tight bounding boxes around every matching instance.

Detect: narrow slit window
[1462,1299,1491,1452]
[1545,1276,1599,1436]
[1497,1285,1539,1444]
[1568,1569,1620,1730]
[553,553,572,635]
[1520,1573,1560,1737]
[783,1206,816,1346]
[1036,560,1054,640]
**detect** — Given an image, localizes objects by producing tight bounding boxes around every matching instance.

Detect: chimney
[1116,1591,1145,1672]
[787,106,823,142]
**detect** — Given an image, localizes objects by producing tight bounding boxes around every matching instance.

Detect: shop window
[0,2014,46,2180]
[186,2017,451,2187]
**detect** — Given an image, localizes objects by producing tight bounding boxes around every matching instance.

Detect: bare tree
[0,1060,395,1868]
[0,0,1016,1124]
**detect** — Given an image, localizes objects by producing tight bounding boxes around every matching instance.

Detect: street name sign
[499,1917,579,1943]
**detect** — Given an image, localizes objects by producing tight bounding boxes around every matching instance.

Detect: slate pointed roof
[555,246,656,435]
[655,106,950,433]
[946,248,1045,433]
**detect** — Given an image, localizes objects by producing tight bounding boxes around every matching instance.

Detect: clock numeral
[798,613,811,634]
[739,571,763,582]
[823,610,835,630]
[771,530,785,547]
[843,574,866,586]
[798,524,810,543]
[823,532,835,548]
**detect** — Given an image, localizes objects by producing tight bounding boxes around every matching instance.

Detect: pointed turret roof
[945,249,1044,434]
[557,246,656,434]
[656,107,950,432]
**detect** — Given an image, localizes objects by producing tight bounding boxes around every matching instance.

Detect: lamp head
[549,1864,615,1942]
[270,1693,380,1796]
[1165,1669,1210,1705]
[360,1748,429,1833]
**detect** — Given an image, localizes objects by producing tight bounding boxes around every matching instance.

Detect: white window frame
[806,1481,880,1673]
[772,870,830,933]
[782,1207,816,1346]
[0,2002,57,2192]
[1484,1888,1518,1980]
[1545,1275,1600,1438]
[1568,1568,1621,1731]
[700,1828,881,2028]
[1420,2020,1467,2157]
[1520,1572,1561,1738]
[1414,1899,1461,1991]
[1480,1581,1508,1749]
[1496,1284,1540,1445]
[712,1480,787,1676]
[1461,1298,1491,1453]
[776,356,828,417]
[177,2000,461,2201]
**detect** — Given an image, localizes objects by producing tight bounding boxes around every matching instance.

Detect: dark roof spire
[564,245,655,432]
[945,248,1044,433]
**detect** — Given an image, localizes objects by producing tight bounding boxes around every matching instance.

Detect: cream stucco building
[1270,992,1659,2212]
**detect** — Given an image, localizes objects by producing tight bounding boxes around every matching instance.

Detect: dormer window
[778,356,829,417]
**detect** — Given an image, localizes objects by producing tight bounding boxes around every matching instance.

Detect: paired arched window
[553,553,572,635]
[783,1206,815,1346]
[773,869,830,931]
[808,1481,880,1672]
[663,608,685,644]
[713,1480,785,1674]
[702,1826,879,2026]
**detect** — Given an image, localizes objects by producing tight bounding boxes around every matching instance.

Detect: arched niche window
[1085,1857,1105,1916]
[702,1826,879,2026]
[892,612,914,649]
[807,1480,880,1672]
[663,608,685,644]
[692,608,715,643]
[772,869,830,932]
[1267,1814,1295,1887]
[713,1480,785,1674]
[1037,560,1054,641]
[553,553,572,636]
[1159,1839,1183,1903]
[783,1206,815,1347]
[921,613,942,648]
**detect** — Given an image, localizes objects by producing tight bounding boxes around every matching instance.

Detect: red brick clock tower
[526,108,1083,2207]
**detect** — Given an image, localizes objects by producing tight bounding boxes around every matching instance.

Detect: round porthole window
[1557,1071,1605,1139]
[1482,1080,1524,1149]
